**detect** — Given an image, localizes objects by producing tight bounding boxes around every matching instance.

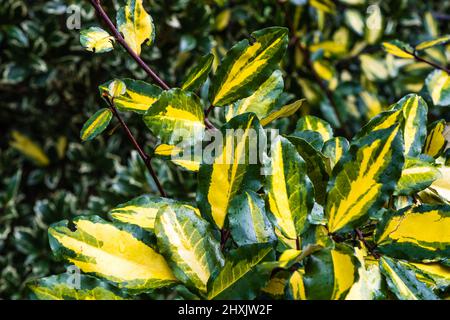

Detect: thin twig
[106,98,167,197]
[411,51,450,74]
[205,105,215,117]
[295,237,300,250]
[204,105,217,130]
[89,0,221,198]
[355,228,380,259]
[220,229,231,251]
[90,0,218,130]
[89,0,170,90]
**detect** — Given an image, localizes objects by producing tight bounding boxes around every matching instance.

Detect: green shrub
[24,0,450,300]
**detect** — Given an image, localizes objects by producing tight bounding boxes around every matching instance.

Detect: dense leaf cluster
[1,0,450,299]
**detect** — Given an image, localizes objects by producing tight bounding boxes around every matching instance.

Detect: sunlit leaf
[100,79,162,114]
[225,70,284,121]
[379,256,439,300]
[382,40,414,59]
[395,157,440,196]
[423,120,448,158]
[48,216,177,292]
[228,191,276,246]
[326,126,404,233]
[197,113,263,229]
[209,27,288,106]
[109,195,200,232]
[265,136,314,240]
[416,35,450,51]
[143,88,205,151]
[260,99,305,126]
[375,204,450,262]
[80,108,113,141]
[426,70,450,107]
[29,274,125,300]
[182,53,214,91]
[80,27,115,53]
[207,244,274,299]
[117,0,155,56]
[155,204,224,294]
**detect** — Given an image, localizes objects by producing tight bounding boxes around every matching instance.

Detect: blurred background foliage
[1,0,449,299]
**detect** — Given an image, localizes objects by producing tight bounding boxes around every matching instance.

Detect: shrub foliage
[1,0,449,300]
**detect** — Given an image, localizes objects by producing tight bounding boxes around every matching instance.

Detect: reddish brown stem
[106,99,166,197]
[89,0,170,90]
[220,229,231,250]
[411,51,450,74]
[89,0,222,198]
[295,237,300,250]
[205,105,215,117]
[355,228,380,259]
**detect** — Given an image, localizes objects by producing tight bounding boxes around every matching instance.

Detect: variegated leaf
[322,137,350,170]
[225,70,284,121]
[379,257,439,300]
[109,195,200,232]
[207,244,274,299]
[392,94,428,157]
[153,143,201,172]
[197,113,263,229]
[228,191,276,246]
[295,115,333,142]
[310,0,335,13]
[278,245,323,269]
[426,70,450,107]
[262,271,290,299]
[303,245,360,300]
[416,35,450,51]
[288,269,307,300]
[260,99,305,126]
[290,130,324,151]
[382,40,414,59]
[29,274,125,300]
[80,27,115,53]
[326,126,404,233]
[117,0,155,56]
[48,216,177,292]
[100,79,162,113]
[375,205,450,262]
[107,79,126,98]
[155,204,224,294]
[80,108,113,141]
[358,94,428,157]
[345,248,385,300]
[395,157,441,196]
[355,109,403,139]
[424,120,448,158]
[182,53,214,91]
[287,135,330,205]
[409,262,450,291]
[209,27,288,106]
[143,88,205,149]
[427,165,450,203]
[265,136,314,240]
